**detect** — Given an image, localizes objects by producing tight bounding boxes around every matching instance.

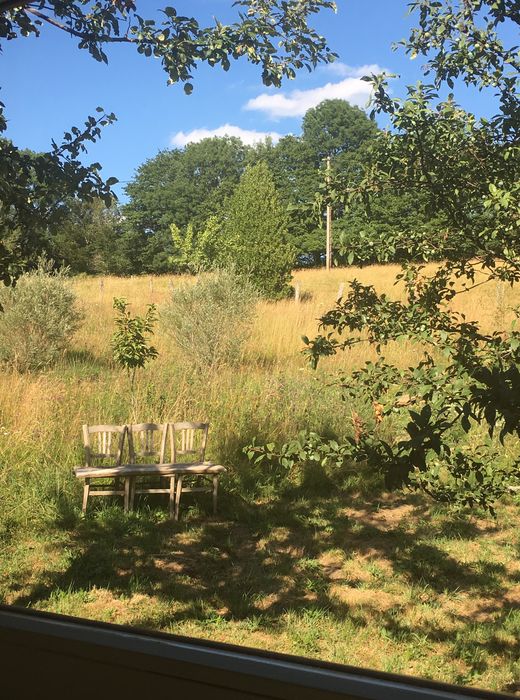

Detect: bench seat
[74,462,226,479]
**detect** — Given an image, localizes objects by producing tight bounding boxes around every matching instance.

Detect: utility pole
[326,155,332,271]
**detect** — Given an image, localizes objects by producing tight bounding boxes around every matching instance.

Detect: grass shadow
[5,481,520,690]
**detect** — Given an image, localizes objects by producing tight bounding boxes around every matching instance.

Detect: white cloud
[245,64,389,119]
[323,62,387,78]
[170,124,283,147]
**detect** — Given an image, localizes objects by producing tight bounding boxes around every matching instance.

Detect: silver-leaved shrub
[0,260,83,371]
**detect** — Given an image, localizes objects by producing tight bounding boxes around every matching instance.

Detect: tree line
[2,99,446,290]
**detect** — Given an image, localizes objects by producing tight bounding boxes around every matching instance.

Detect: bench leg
[169,476,176,519]
[174,476,183,521]
[124,477,131,513]
[212,475,219,515]
[82,478,90,514]
[129,476,136,512]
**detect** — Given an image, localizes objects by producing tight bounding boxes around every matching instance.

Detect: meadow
[0,266,519,693]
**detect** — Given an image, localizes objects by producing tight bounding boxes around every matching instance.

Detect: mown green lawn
[2,476,519,694]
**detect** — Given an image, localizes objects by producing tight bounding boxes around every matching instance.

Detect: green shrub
[219,162,295,300]
[111,297,158,390]
[0,261,83,371]
[161,268,257,371]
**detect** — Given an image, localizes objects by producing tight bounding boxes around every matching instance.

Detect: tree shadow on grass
[6,480,519,688]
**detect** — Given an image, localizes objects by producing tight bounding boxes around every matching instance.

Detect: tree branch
[25,7,137,43]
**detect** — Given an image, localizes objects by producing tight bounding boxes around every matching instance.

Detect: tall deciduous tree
[250,101,380,266]
[124,137,247,242]
[302,99,378,161]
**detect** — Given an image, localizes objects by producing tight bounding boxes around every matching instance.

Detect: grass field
[1,266,519,693]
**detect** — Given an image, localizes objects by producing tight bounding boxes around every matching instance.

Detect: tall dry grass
[0,265,516,533]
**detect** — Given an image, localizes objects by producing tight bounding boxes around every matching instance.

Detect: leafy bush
[169,217,222,273]
[161,268,257,371]
[0,261,83,371]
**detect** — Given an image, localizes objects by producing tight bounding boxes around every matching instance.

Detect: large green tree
[302,98,378,161]
[306,0,520,512]
[220,161,294,299]
[0,0,337,283]
[249,100,380,266]
[124,136,248,270]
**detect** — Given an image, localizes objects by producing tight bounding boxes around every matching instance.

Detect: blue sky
[0,0,506,200]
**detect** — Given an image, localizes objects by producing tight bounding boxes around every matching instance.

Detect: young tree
[220,162,295,299]
[306,0,520,512]
[111,298,158,393]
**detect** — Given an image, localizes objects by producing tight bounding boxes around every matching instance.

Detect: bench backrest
[171,422,209,464]
[82,425,127,467]
[128,423,170,464]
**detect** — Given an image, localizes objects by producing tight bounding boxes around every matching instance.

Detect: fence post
[294,282,301,304]
[336,283,345,303]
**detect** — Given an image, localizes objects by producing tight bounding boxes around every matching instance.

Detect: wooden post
[294,282,301,304]
[326,155,332,272]
[336,283,345,303]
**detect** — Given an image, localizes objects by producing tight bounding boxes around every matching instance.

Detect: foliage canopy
[305,0,520,513]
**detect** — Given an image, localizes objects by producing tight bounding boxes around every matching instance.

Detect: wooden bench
[74,422,226,519]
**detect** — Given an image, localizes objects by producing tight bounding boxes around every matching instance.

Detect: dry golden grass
[71,263,517,369]
[1,263,514,472]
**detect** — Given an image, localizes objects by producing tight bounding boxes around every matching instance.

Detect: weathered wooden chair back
[82,425,127,468]
[128,423,170,464]
[171,422,209,464]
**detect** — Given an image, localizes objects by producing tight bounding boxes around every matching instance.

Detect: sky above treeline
[1,0,510,200]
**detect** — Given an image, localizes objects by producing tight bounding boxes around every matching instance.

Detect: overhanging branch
[25,7,137,42]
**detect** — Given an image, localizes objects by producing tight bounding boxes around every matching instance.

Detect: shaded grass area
[2,475,519,693]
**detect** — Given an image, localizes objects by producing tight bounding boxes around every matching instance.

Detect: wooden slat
[74,463,226,479]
